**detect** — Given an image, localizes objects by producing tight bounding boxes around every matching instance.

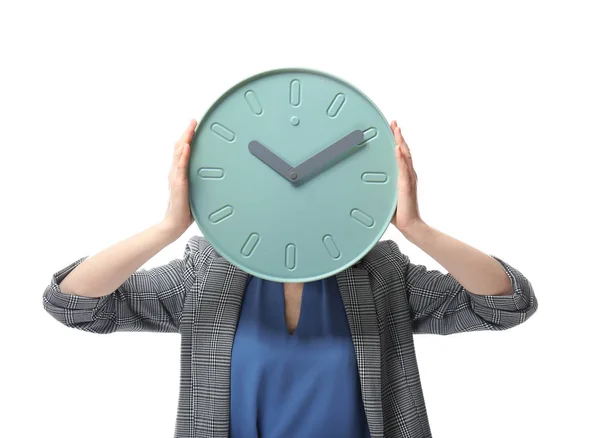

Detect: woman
[43,119,538,438]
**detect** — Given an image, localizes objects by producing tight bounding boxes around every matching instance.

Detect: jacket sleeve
[387,240,538,335]
[42,235,208,334]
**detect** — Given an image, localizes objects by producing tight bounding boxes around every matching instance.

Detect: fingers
[175,119,198,151]
[177,143,189,171]
[392,122,409,156]
[391,121,417,182]
[173,139,184,164]
[394,139,410,178]
[172,119,196,174]
[173,141,183,160]
[169,143,189,187]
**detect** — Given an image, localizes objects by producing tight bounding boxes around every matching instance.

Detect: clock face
[188,68,398,282]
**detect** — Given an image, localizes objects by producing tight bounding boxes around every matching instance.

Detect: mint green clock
[188,68,398,282]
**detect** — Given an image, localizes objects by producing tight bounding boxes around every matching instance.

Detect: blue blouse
[230,274,371,438]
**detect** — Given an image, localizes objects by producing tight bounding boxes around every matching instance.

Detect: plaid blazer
[43,236,537,438]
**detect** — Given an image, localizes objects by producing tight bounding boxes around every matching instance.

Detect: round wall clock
[188,68,397,282]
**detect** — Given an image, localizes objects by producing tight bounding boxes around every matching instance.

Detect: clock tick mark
[350,208,375,228]
[323,235,341,259]
[241,233,260,257]
[361,172,388,183]
[285,243,297,270]
[209,205,234,223]
[210,123,236,142]
[290,79,302,107]
[197,167,225,179]
[326,93,346,118]
[358,127,378,146]
[290,116,300,126]
[244,90,263,116]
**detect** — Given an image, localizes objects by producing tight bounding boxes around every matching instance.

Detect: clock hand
[248,140,296,182]
[291,129,365,183]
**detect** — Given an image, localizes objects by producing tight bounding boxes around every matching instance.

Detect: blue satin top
[229,274,371,438]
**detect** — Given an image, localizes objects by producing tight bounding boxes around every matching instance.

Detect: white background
[1,0,598,437]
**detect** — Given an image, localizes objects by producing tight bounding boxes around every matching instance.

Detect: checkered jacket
[43,236,537,438]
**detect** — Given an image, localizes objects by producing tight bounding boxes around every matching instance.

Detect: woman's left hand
[390,120,424,234]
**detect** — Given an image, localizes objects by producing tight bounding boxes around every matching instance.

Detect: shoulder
[347,240,410,297]
[357,239,409,271]
[361,239,404,263]
[185,235,223,267]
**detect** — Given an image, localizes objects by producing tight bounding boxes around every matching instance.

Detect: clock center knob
[290,116,300,126]
[289,171,297,180]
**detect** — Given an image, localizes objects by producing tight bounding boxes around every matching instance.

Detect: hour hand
[248,140,295,182]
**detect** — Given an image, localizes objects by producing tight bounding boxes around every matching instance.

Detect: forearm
[400,221,513,296]
[58,221,183,298]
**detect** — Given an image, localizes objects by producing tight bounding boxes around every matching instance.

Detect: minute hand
[292,130,364,183]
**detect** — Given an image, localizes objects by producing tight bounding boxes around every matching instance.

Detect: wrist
[156,220,187,243]
[398,219,431,243]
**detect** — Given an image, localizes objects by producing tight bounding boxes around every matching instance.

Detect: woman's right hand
[162,119,198,236]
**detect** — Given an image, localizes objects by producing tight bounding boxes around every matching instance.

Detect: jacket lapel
[192,256,248,438]
[336,265,384,438]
